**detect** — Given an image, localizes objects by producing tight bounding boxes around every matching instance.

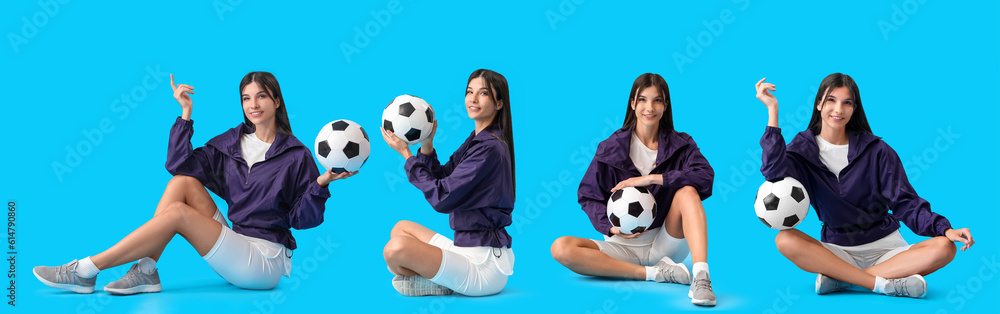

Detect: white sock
[645,266,658,281]
[76,257,100,278]
[137,257,157,274]
[873,276,888,294]
[693,262,709,277]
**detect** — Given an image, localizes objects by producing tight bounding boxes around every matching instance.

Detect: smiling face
[466,77,500,123]
[241,82,279,128]
[816,86,854,134]
[631,86,667,129]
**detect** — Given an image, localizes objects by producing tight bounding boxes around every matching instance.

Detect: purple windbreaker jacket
[579,126,715,236]
[760,126,952,246]
[166,117,331,250]
[404,123,514,248]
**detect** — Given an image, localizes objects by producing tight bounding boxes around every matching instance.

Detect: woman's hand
[170,74,195,120]
[419,120,438,156]
[610,227,646,239]
[610,175,662,193]
[755,77,779,127]
[316,169,358,188]
[945,228,975,251]
[381,127,413,160]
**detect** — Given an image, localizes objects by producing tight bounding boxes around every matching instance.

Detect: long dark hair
[239,71,293,135]
[622,73,674,133]
[468,69,515,192]
[806,73,872,135]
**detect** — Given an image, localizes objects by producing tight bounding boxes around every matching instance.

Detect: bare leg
[775,229,877,290]
[550,236,646,280]
[148,175,221,261]
[89,202,223,270]
[383,220,444,278]
[662,186,708,264]
[863,236,956,278]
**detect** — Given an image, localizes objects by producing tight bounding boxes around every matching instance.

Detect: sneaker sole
[392,277,453,296]
[105,284,162,295]
[691,297,717,307]
[33,268,95,294]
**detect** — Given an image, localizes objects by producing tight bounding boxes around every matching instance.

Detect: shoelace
[665,266,682,282]
[692,277,713,293]
[888,278,908,296]
[54,263,81,285]
[122,266,152,287]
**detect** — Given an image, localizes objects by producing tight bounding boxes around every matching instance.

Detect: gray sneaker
[392,275,453,296]
[33,260,96,294]
[688,271,717,306]
[104,264,162,295]
[883,274,927,298]
[652,257,691,285]
[815,273,851,295]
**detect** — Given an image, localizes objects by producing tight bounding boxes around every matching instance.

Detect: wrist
[419,144,433,156]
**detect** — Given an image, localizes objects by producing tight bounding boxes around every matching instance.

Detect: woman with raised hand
[33,72,354,294]
[755,73,973,298]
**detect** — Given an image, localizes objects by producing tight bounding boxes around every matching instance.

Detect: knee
[391,220,415,235]
[674,186,700,200]
[168,175,201,189]
[383,237,410,263]
[672,186,705,214]
[550,236,578,265]
[774,229,803,255]
[930,236,957,263]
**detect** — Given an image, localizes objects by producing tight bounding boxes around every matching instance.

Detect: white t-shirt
[815,135,849,181]
[629,133,657,176]
[241,132,272,172]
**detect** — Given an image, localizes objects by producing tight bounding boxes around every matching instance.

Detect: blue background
[3,1,998,313]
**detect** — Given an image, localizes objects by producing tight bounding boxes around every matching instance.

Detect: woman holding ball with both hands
[755,73,974,298]
[33,72,355,294]
[381,69,516,297]
[550,73,717,307]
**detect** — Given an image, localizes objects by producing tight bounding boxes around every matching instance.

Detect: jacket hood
[593,126,691,171]
[205,123,306,161]
[787,129,881,168]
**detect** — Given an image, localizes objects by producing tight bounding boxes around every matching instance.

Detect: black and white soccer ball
[314,119,370,173]
[606,186,657,235]
[754,177,810,230]
[382,94,434,145]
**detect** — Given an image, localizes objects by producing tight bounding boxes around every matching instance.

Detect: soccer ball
[382,94,434,145]
[314,119,370,173]
[754,177,810,230]
[606,187,657,235]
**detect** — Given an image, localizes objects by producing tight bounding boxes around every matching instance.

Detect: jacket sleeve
[165,117,226,196]
[404,143,498,213]
[760,126,803,181]
[418,146,461,180]
[578,158,614,236]
[878,143,952,237]
[287,149,332,230]
[662,138,714,200]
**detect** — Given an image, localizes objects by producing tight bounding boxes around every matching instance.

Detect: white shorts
[427,234,514,297]
[202,210,292,290]
[821,230,911,269]
[592,226,690,266]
